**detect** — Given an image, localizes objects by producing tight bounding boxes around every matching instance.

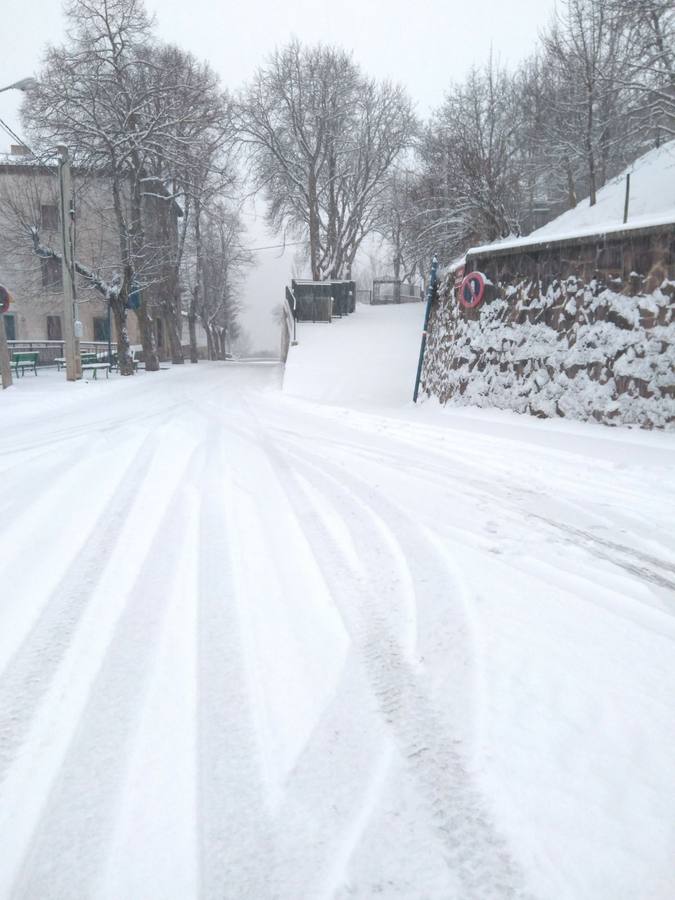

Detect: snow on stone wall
[420,272,675,429]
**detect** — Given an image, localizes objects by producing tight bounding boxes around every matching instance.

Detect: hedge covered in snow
[420,272,675,429]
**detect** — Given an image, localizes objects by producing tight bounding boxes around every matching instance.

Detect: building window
[41,257,63,291]
[47,315,63,341]
[3,314,16,341]
[41,204,59,231]
[93,316,110,342]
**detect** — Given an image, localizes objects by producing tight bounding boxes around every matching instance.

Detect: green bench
[55,352,98,371]
[80,353,110,379]
[12,352,39,376]
[54,353,111,378]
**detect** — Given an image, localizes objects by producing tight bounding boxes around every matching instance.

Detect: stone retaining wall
[420,267,675,429]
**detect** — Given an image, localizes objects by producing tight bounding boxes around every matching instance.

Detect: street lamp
[0,77,39,94]
[1,78,81,380]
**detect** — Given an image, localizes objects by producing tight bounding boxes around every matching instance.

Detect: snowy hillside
[283,302,425,406]
[472,138,675,254]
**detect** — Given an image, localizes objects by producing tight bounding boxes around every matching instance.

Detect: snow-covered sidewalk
[0,335,674,898]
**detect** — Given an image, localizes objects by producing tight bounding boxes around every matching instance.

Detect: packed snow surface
[1,304,674,899]
[470,138,675,255]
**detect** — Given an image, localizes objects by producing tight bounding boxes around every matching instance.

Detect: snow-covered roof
[0,150,48,168]
[468,139,675,258]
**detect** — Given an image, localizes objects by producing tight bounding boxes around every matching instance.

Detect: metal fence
[372,279,423,304]
[8,340,117,367]
[290,280,356,321]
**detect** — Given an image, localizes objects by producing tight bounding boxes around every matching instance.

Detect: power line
[0,116,35,156]
[244,240,307,252]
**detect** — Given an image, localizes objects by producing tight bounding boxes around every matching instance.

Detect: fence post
[623,173,631,224]
[413,256,439,403]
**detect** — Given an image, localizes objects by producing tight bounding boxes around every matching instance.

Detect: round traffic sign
[0,285,11,315]
[458,271,486,309]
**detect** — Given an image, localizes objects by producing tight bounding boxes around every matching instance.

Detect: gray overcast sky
[1,0,555,350]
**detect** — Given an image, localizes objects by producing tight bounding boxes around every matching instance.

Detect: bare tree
[19,0,239,373]
[184,197,249,361]
[21,0,161,372]
[138,43,235,364]
[200,203,247,359]
[405,57,525,263]
[607,0,675,142]
[542,0,636,206]
[237,40,415,280]
[374,168,426,283]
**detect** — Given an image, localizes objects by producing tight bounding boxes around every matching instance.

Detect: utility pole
[57,146,81,380]
[0,286,12,388]
[0,314,12,389]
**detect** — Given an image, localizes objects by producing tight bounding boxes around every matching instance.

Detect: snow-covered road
[1,327,674,898]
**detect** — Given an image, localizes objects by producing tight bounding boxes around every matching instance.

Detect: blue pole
[413,256,438,403]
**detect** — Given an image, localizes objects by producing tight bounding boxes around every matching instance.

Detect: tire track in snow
[196,427,274,900]
[274,422,653,534]
[276,421,675,599]
[0,442,96,521]
[270,400,665,514]
[6,454,197,900]
[0,409,143,463]
[250,420,532,899]
[265,656,396,899]
[0,384,193,465]
[529,515,675,593]
[0,433,159,786]
[209,415,401,899]
[268,390,671,534]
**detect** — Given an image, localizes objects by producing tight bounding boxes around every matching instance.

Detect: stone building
[0,145,177,354]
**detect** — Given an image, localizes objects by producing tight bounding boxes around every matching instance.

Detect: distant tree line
[393,0,675,275]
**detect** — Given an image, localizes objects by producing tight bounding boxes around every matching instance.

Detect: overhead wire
[245,240,307,252]
[0,115,33,154]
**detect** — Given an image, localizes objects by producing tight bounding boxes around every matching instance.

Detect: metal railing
[8,340,117,367]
